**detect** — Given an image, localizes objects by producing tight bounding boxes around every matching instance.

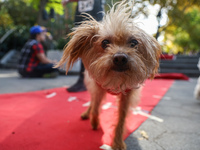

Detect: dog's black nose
[113,53,128,66]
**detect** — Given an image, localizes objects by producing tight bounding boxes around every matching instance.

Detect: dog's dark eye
[130,39,138,48]
[101,40,110,49]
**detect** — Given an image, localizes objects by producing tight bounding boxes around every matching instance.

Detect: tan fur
[56,0,161,149]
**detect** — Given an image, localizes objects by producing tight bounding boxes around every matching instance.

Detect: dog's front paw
[81,112,89,120]
[112,141,126,150]
[90,115,99,130]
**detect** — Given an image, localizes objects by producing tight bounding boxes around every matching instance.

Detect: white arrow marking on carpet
[68,96,77,102]
[82,101,91,107]
[99,144,112,150]
[132,107,164,123]
[102,102,112,110]
[46,92,56,98]
[163,96,172,100]
[153,95,162,99]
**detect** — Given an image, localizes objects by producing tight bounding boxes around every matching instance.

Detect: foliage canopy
[0,0,200,54]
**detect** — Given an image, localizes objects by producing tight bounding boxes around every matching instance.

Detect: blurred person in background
[18,25,59,78]
[62,0,105,92]
[41,26,54,53]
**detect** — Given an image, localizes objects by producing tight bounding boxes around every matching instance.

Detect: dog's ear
[147,36,161,79]
[135,27,161,79]
[149,40,161,79]
[55,18,100,74]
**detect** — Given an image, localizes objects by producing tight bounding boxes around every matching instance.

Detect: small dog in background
[194,77,200,100]
[56,0,161,149]
[194,58,200,100]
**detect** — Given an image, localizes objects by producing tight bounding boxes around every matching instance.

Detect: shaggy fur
[56,1,161,149]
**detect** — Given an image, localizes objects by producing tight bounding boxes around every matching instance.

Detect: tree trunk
[37,0,48,25]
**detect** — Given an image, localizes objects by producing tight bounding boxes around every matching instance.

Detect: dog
[194,58,200,100]
[56,0,161,149]
[194,77,200,100]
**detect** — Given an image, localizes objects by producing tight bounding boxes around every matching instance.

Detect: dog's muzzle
[112,53,129,72]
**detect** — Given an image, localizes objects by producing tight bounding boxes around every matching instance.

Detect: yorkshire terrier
[56,0,161,149]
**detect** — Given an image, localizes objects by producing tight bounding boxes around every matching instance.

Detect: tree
[0,0,65,53]
[0,6,13,29]
[26,0,64,25]
[1,0,37,26]
[163,7,200,54]
[133,0,200,54]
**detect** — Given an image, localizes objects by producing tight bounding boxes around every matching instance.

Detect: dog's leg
[81,70,106,130]
[80,82,106,129]
[112,90,138,150]
[82,82,106,130]
[81,106,91,120]
[81,71,106,129]
[90,85,106,130]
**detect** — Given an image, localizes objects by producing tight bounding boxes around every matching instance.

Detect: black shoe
[67,80,87,92]
[67,61,87,92]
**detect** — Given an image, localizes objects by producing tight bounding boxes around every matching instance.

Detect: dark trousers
[19,63,58,78]
[80,61,85,79]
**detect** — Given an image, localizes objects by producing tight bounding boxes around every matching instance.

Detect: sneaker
[42,72,59,78]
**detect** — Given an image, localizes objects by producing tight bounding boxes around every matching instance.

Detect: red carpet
[155,73,189,80]
[0,79,173,150]
[160,54,175,60]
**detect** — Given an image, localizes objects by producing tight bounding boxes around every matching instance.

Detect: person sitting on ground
[18,25,59,78]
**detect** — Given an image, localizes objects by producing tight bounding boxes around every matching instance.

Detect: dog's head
[56,1,161,94]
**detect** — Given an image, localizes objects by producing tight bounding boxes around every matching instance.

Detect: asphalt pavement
[0,69,200,150]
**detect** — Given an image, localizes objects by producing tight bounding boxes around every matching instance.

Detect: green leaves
[164,6,200,54]
[45,0,64,15]
[27,0,64,15]
[0,6,13,28]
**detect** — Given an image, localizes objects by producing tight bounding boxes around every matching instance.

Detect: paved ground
[0,69,78,94]
[0,69,200,150]
[126,77,200,150]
